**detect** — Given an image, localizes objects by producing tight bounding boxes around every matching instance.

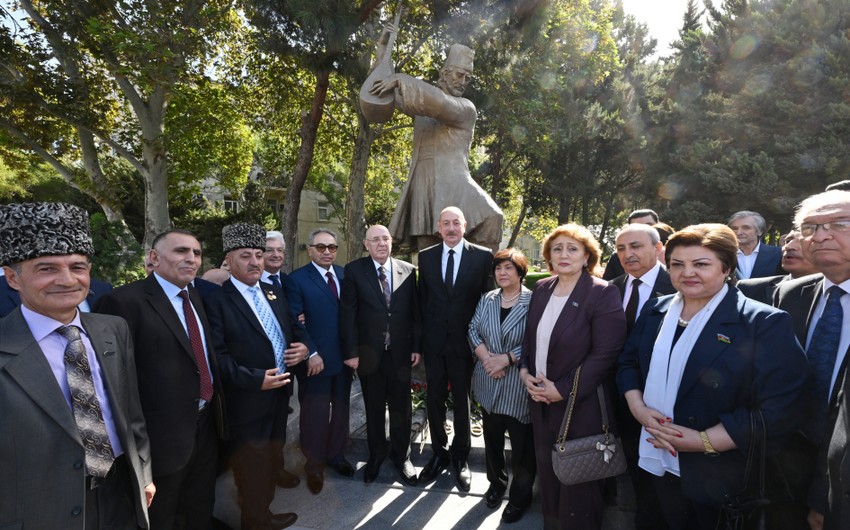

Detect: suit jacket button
[71,506,82,516]
[688,417,696,424]
[73,460,83,470]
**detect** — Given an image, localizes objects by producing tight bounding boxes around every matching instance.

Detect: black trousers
[148,405,218,530]
[652,472,720,530]
[297,368,352,475]
[481,409,536,509]
[360,348,412,464]
[424,340,473,460]
[84,455,137,530]
[763,432,819,530]
[231,392,291,528]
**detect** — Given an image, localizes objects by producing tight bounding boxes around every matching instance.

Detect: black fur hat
[0,202,94,266]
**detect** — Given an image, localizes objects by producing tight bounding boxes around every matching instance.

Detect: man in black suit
[737,230,819,304]
[0,270,112,318]
[94,229,226,530]
[602,209,659,281]
[728,210,783,280]
[340,224,421,486]
[770,190,850,530]
[0,202,153,530]
[417,206,493,491]
[204,223,309,530]
[609,222,675,530]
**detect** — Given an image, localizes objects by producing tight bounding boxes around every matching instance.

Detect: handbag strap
[739,409,767,499]
[555,366,612,448]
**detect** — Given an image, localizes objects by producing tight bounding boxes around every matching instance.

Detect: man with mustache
[609,222,675,530]
[203,223,309,530]
[369,38,503,251]
[416,207,493,491]
[737,231,820,304]
[95,229,226,530]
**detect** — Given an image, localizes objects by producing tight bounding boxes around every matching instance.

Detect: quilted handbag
[551,366,627,486]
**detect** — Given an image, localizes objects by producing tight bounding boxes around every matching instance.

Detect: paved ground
[213,380,637,529]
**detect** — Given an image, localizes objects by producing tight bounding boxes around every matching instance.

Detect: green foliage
[173,203,240,270]
[89,214,145,286]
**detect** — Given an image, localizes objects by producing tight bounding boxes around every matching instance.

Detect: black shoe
[269,512,298,529]
[501,503,525,524]
[276,469,300,489]
[394,459,418,486]
[331,459,355,477]
[307,472,323,494]
[364,455,384,483]
[453,458,471,492]
[484,485,505,508]
[418,452,450,483]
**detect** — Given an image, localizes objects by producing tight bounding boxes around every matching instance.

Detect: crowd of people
[2,186,850,530]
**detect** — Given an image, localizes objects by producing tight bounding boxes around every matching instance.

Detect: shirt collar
[20,304,85,343]
[443,239,465,255]
[373,258,391,273]
[630,262,662,288]
[153,271,188,300]
[312,261,336,277]
[229,275,258,294]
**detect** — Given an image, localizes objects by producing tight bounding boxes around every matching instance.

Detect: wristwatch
[699,430,719,456]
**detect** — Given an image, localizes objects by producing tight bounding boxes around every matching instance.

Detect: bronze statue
[365,26,503,251]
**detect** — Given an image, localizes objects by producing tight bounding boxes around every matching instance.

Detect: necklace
[501,290,521,303]
[678,317,689,327]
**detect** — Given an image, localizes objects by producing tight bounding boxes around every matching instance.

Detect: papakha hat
[444,44,474,73]
[222,222,266,254]
[0,202,94,266]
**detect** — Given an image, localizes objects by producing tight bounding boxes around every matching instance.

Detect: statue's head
[438,44,474,97]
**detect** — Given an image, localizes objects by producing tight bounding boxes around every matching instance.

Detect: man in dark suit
[284,228,353,494]
[728,210,783,280]
[737,230,819,304]
[94,229,226,530]
[340,224,421,485]
[262,230,289,289]
[417,206,493,491]
[770,191,850,530]
[204,223,309,530]
[0,202,153,529]
[0,271,112,318]
[602,209,659,281]
[609,222,676,530]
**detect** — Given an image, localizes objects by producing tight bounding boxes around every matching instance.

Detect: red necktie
[326,271,338,300]
[178,290,214,401]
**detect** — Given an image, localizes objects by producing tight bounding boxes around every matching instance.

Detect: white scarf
[638,284,729,477]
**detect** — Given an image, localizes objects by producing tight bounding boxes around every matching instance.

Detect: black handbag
[551,366,627,486]
[716,409,770,530]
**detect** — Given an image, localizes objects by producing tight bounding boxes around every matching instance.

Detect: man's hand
[307,354,324,376]
[411,353,421,367]
[343,357,359,370]
[808,510,824,530]
[261,368,291,390]
[144,483,156,507]
[283,342,309,367]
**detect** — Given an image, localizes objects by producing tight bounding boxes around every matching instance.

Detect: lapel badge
[571,301,579,307]
[266,290,277,301]
[717,333,731,344]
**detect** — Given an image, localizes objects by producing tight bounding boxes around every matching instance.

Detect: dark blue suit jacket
[285,263,345,378]
[617,286,808,505]
[0,275,112,318]
[737,244,783,280]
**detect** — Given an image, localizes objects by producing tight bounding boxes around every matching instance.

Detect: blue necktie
[268,274,281,288]
[249,286,287,372]
[804,286,845,442]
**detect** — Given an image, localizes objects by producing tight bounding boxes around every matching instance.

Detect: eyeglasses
[367,236,391,244]
[310,244,338,253]
[797,220,850,238]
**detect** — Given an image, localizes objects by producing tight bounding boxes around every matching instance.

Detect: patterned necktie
[445,249,455,292]
[177,290,214,402]
[379,266,391,348]
[625,278,642,333]
[268,274,281,289]
[326,271,338,300]
[249,286,287,372]
[804,285,845,442]
[57,325,115,478]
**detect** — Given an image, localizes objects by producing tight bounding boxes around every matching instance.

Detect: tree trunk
[281,68,331,273]
[507,200,526,248]
[139,90,171,248]
[344,101,377,260]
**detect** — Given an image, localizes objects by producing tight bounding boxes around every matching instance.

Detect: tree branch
[0,116,80,188]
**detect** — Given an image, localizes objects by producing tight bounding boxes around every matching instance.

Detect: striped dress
[468,287,533,424]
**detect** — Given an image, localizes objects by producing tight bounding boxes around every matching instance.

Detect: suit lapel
[307,264,338,304]
[548,273,592,353]
[803,279,824,340]
[500,290,530,342]
[144,275,195,361]
[612,275,626,299]
[676,289,738,398]
[391,258,408,295]
[653,270,675,297]
[451,242,475,293]
[363,260,388,307]
[2,311,81,444]
[224,280,268,338]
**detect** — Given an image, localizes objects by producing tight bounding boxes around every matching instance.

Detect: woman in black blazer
[617,224,808,529]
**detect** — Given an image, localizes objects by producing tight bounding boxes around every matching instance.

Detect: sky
[621,0,695,57]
